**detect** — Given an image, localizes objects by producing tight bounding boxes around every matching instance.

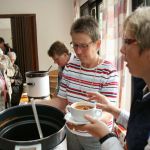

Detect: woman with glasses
[63,16,119,150]
[73,7,150,150]
[37,16,119,150]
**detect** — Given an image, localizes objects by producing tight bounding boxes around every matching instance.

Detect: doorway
[0,14,39,82]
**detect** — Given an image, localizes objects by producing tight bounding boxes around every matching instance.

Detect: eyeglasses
[123,38,136,45]
[70,41,93,50]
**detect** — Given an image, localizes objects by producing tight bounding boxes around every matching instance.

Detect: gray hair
[124,7,150,52]
[7,51,17,60]
[70,16,100,42]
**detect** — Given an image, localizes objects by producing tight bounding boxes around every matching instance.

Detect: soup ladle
[31,98,43,139]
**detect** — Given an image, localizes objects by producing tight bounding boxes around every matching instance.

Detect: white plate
[65,124,92,137]
[64,113,89,125]
[64,110,102,137]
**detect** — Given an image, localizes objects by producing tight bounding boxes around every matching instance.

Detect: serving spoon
[30,98,43,139]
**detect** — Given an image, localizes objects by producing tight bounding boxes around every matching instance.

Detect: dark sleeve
[13,64,23,86]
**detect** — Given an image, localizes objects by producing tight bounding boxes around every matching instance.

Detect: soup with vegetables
[75,105,93,110]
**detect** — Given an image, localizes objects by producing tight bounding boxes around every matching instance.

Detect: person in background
[0,37,13,55]
[47,41,75,94]
[7,52,23,106]
[73,7,150,150]
[37,16,119,150]
[0,48,14,111]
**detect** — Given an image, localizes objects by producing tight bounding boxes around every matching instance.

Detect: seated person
[7,52,23,106]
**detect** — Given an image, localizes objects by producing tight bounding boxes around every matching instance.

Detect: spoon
[31,98,43,139]
[47,65,52,73]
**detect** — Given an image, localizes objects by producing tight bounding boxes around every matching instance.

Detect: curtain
[11,15,39,82]
[75,0,132,110]
[73,0,80,20]
[101,0,132,110]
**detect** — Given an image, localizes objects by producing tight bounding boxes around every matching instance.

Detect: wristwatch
[99,133,117,144]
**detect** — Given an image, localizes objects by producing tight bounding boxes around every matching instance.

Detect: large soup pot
[26,71,50,99]
[0,104,66,150]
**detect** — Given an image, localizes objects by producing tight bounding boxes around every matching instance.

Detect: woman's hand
[86,91,108,103]
[86,92,111,112]
[68,114,110,138]
[86,91,121,119]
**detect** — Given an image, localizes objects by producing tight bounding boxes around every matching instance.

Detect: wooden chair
[49,70,58,98]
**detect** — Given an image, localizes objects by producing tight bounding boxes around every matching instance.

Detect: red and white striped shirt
[58,57,119,128]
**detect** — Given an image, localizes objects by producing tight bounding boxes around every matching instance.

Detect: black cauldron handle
[27,83,35,86]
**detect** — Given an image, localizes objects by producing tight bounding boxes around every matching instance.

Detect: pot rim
[26,71,49,77]
[0,104,66,144]
[0,124,66,144]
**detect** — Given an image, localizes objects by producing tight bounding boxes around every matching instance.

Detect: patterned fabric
[58,56,119,129]
[115,111,128,149]
[0,53,15,110]
[58,56,118,150]
[0,73,7,100]
[114,124,127,149]
[0,72,6,111]
[57,56,118,150]
[102,0,128,109]
[58,57,118,104]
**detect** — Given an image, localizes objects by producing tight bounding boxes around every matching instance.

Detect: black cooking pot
[0,104,66,150]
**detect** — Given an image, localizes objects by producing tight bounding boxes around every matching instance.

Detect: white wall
[0,0,74,70]
[0,19,12,47]
[80,0,87,6]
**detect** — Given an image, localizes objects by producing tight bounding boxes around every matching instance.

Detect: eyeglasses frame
[70,41,93,50]
[123,38,137,45]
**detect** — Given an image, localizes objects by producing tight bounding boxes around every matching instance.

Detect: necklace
[78,57,101,98]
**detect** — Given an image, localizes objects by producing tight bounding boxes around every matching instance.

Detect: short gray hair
[7,51,17,60]
[70,16,100,42]
[124,7,150,52]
